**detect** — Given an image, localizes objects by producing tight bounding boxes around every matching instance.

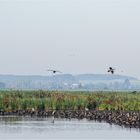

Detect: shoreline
[0,110,140,128]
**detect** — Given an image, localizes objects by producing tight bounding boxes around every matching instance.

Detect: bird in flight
[107,67,115,74]
[47,69,62,74]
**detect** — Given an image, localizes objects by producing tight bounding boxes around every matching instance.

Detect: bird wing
[55,70,62,73]
[109,67,112,70]
[47,69,54,71]
[111,70,114,74]
[47,69,62,73]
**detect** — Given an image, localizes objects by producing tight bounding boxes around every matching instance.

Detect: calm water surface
[0,116,140,140]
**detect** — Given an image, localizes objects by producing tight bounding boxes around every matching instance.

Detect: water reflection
[0,116,139,139]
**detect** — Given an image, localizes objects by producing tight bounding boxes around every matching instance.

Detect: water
[0,116,140,140]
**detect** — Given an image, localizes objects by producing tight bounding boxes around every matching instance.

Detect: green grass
[0,90,140,112]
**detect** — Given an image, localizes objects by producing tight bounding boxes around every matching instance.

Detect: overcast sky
[0,0,140,78]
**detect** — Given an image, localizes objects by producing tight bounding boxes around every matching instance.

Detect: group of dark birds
[47,67,115,74]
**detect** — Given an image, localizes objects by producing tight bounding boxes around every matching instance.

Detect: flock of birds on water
[47,67,115,123]
[46,67,137,124]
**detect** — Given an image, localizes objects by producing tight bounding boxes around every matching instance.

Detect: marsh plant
[0,90,140,112]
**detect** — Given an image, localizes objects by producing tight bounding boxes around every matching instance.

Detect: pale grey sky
[0,0,140,78]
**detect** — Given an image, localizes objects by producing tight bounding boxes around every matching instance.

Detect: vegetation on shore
[0,90,140,112]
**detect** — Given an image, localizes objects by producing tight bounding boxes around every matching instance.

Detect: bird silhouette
[47,69,62,74]
[51,110,56,123]
[108,67,115,74]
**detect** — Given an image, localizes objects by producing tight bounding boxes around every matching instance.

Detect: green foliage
[0,90,139,111]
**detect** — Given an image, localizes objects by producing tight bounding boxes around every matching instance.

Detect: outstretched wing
[109,67,112,70]
[111,70,114,74]
[47,69,54,72]
[47,69,62,73]
[55,70,62,73]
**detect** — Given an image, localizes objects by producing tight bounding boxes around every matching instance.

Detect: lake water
[0,116,140,140]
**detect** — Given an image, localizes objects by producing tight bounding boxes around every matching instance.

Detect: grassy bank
[0,90,140,112]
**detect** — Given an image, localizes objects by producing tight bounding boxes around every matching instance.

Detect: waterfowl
[108,67,115,74]
[47,69,62,74]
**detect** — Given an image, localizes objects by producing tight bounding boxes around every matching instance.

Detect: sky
[0,0,140,78]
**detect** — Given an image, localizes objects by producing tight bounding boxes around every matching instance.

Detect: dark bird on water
[47,69,62,74]
[108,67,115,74]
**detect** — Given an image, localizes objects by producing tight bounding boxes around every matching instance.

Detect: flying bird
[47,69,62,74]
[108,67,115,74]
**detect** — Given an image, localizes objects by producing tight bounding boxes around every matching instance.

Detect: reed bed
[0,90,140,112]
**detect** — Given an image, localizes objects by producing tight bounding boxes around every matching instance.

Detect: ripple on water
[0,117,140,139]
